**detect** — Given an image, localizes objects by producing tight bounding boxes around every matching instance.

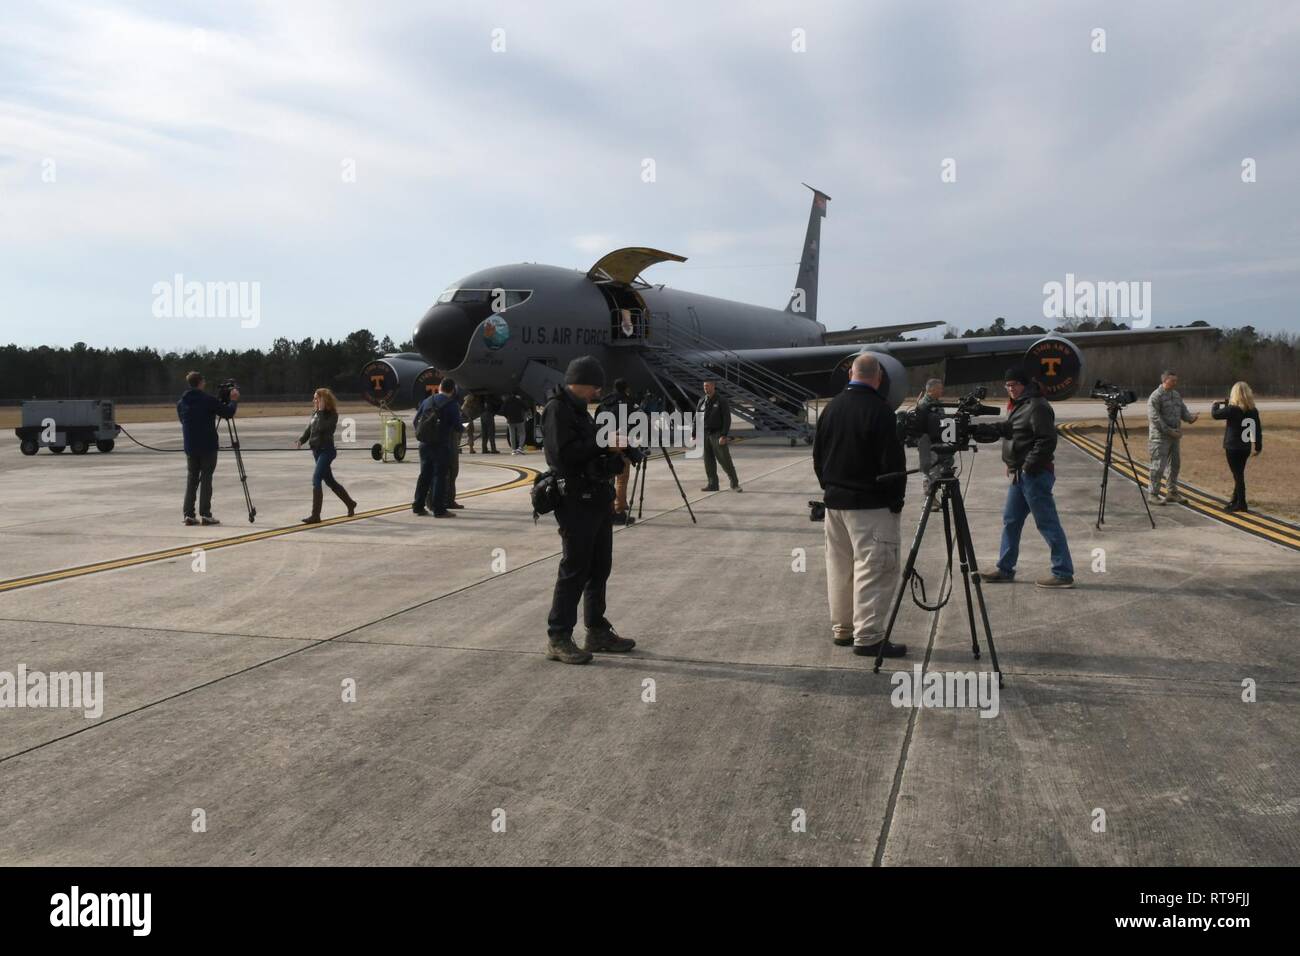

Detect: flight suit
[1147,386,1195,498]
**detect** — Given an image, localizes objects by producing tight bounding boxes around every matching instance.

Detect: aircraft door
[687,305,702,338]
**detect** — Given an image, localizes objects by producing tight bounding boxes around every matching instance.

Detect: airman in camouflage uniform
[1147,369,1198,504]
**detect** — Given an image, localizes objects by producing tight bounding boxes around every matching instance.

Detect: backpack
[415,397,445,444]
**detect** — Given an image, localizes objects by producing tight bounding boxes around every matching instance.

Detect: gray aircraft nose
[413,303,479,372]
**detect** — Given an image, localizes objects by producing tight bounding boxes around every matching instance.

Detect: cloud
[0,0,1297,348]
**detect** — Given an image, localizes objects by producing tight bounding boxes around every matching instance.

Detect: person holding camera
[980,367,1074,588]
[1211,381,1263,512]
[177,371,239,526]
[915,378,945,511]
[295,387,357,523]
[412,378,462,517]
[1147,369,1198,504]
[813,353,908,657]
[542,356,634,664]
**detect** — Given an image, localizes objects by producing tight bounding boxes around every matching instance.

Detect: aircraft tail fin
[785,183,830,321]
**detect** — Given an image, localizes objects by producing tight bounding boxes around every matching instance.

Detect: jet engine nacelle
[1022,335,1084,401]
[360,354,439,410]
[854,350,909,410]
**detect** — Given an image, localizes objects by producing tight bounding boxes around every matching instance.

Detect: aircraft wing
[820,321,945,344]
[682,326,1218,383]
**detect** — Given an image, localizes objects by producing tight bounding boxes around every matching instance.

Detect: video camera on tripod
[1089,380,1138,409]
[896,386,1003,457]
[215,379,256,523]
[1087,380,1153,530]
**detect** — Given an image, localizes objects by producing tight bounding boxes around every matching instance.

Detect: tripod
[223,418,257,523]
[1096,404,1154,530]
[626,444,697,524]
[874,455,1002,687]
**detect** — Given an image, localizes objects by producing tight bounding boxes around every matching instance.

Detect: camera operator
[542,356,635,664]
[176,371,239,526]
[915,378,945,511]
[1147,369,1198,504]
[812,353,908,658]
[979,368,1074,588]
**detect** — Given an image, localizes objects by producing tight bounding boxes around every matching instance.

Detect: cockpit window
[444,288,533,309]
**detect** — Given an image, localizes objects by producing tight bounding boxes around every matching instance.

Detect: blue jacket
[177,388,237,454]
[415,392,463,447]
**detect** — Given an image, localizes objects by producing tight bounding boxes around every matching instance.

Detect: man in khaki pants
[812,354,908,658]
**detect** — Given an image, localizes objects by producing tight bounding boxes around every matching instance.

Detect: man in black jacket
[979,367,1075,588]
[542,356,635,664]
[412,378,463,517]
[697,380,741,492]
[813,354,908,657]
[176,371,239,526]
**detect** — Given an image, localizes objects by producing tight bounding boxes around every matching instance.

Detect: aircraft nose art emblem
[482,315,510,350]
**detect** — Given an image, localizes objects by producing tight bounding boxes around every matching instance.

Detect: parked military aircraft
[407,185,1210,414]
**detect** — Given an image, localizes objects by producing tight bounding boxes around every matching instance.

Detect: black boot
[302,488,323,524]
[584,625,636,653]
[330,483,357,517]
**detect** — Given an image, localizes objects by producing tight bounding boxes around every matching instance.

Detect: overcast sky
[2,0,1297,351]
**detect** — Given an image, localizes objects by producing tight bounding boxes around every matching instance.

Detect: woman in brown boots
[295,387,357,523]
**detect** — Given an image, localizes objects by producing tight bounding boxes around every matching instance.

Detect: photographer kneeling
[177,371,239,526]
[813,353,908,658]
[980,367,1074,589]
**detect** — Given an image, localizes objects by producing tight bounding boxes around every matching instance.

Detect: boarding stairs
[608,309,817,442]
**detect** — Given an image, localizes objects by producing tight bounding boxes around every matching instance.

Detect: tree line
[0,330,414,403]
[2,321,1295,404]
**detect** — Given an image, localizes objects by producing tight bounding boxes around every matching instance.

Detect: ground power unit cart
[15,399,121,455]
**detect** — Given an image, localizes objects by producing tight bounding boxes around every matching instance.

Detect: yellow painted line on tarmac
[0,461,539,595]
[1058,422,1300,551]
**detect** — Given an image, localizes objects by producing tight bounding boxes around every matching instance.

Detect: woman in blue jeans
[295,388,357,523]
[980,368,1075,588]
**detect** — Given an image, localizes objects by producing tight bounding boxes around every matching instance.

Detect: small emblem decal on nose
[483,315,510,350]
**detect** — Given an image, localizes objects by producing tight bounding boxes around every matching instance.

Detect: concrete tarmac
[0,410,1296,865]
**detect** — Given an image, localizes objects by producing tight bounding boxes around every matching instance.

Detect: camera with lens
[1089,380,1137,408]
[897,386,1002,455]
[808,500,826,522]
[217,379,238,403]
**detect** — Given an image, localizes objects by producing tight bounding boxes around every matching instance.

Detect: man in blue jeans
[980,367,1075,589]
[412,378,462,517]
